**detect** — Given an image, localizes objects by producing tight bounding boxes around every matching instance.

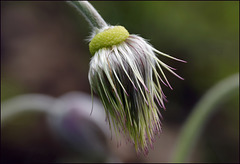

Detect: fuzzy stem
[66,1,107,29]
[171,73,239,162]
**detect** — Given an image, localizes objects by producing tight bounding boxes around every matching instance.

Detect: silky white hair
[88,31,185,155]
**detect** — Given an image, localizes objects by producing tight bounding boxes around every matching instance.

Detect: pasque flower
[68,1,186,155]
[88,25,186,155]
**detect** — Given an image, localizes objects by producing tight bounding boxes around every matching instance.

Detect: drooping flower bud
[88,25,186,155]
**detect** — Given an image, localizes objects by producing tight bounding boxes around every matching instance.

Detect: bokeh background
[1,1,239,163]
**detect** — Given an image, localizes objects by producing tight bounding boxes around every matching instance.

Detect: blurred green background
[1,1,239,163]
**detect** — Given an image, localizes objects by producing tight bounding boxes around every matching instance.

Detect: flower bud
[88,25,186,155]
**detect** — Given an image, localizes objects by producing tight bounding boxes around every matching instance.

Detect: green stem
[171,73,239,162]
[66,1,107,29]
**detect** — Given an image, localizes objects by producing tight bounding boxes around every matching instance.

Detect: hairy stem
[67,1,107,29]
[171,73,239,162]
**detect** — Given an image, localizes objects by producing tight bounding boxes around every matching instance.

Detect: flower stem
[66,1,107,29]
[1,94,56,124]
[171,73,239,162]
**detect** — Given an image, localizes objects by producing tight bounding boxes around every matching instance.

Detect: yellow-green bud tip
[89,26,129,55]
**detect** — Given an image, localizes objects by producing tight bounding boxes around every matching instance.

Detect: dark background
[1,1,239,163]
